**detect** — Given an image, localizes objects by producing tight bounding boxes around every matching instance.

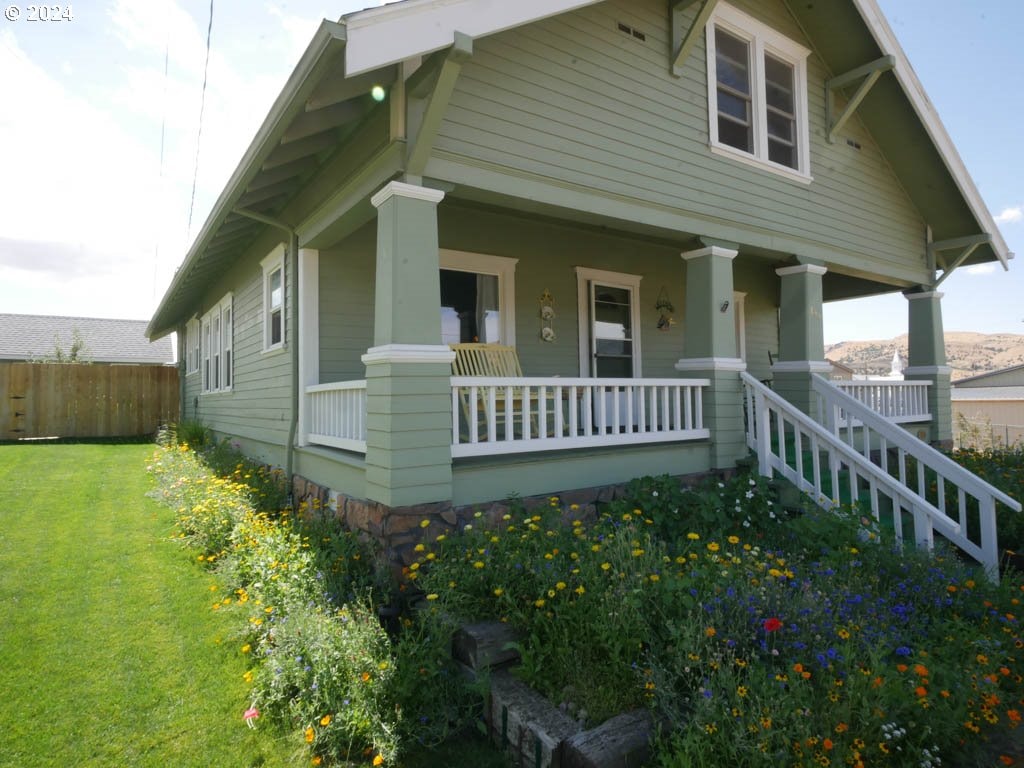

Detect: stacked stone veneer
[291,476,638,574]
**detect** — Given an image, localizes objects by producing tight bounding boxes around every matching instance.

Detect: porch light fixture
[720,300,730,312]
[371,85,386,102]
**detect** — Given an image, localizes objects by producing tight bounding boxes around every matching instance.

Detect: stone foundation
[292,469,722,576]
[289,475,655,575]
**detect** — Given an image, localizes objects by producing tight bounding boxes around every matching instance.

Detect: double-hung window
[185,318,200,375]
[262,245,286,352]
[200,294,233,394]
[706,4,810,181]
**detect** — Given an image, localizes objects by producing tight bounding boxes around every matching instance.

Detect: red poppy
[763,617,783,632]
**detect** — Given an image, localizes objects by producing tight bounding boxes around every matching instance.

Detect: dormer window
[706,4,811,182]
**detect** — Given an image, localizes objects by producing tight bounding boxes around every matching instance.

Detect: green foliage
[172,418,212,450]
[951,446,1024,552]
[203,438,290,513]
[148,442,485,765]
[414,472,1024,768]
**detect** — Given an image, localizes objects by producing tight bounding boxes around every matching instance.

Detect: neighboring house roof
[0,314,175,364]
[952,387,1024,402]
[147,0,1014,339]
[953,364,1024,388]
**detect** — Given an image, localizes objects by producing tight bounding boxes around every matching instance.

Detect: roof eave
[852,0,1011,269]
[147,19,349,340]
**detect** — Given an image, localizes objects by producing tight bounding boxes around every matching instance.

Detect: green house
[148,0,1018,572]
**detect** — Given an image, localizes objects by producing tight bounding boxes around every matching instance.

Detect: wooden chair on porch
[450,343,536,440]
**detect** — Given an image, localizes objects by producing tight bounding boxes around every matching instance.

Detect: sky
[0,0,1021,345]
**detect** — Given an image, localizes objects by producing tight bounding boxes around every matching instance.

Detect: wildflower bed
[149,436,1024,767]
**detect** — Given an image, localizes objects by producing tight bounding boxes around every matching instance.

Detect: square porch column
[675,244,747,470]
[771,263,831,415]
[363,181,456,507]
[904,290,952,448]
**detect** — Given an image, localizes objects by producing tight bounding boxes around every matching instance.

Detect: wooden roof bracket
[825,54,895,143]
[405,31,473,179]
[670,0,721,77]
[929,233,992,287]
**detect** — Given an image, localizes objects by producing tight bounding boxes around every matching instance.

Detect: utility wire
[152,38,170,304]
[186,0,215,241]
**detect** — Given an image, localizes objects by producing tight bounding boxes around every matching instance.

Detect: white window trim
[706,3,812,183]
[200,294,233,394]
[439,249,518,347]
[261,244,287,354]
[575,267,643,378]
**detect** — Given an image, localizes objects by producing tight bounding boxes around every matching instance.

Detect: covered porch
[294,181,949,509]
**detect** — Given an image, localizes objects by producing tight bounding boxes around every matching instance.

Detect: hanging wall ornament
[655,286,676,331]
[539,290,556,342]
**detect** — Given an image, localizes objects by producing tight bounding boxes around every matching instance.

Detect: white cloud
[964,263,998,276]
[995,206,1022,224]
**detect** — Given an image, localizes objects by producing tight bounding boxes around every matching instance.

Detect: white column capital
[775,264,827,277]
[674,357,746,372]
[771,360,833,373]
[362,344,456,366]
[371,181,445,209]
[904,291,944,301]
[680,245,737,261]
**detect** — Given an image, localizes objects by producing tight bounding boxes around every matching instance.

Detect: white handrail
[305,380,367,453]
[742,372,1014,578]
[451,377,709,457]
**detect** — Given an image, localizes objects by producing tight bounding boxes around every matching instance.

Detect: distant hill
[825,333,1024,381]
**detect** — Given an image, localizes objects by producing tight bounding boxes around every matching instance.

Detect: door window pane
[592,283,634,378]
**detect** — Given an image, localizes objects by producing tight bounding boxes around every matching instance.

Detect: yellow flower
[305,726,315,743]
[414,543,425,552]
[311,757,322,766]
[649,574,660,582]
[243,670,254,683]
[705,627,716,638]
[556,582,567,591]
[419,519,430,528]
[473,561,485,569]
[426,593,439,601]
[493,587,504,597]
[727,535,740,545]
[687,532,700,540]
[601,562,611,571]
[320,714,332,726]
[707,542,720,553]
[535,598,546,608]
[373,756,384,766]
[241,644,251,654]
[574,586,585,596]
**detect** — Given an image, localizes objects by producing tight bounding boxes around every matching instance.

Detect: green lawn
[0,444,302,768]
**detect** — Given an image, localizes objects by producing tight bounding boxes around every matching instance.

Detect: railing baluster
[504,385,513,442]
[569,386,578,437]
[487,386,497,444]
[469,386,479,444]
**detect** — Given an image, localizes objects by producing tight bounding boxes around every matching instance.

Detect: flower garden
[148,429,1024,767]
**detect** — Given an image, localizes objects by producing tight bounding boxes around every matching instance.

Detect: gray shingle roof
[0,314,175,364]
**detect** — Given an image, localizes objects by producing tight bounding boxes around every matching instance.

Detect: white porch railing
[832,380,931,424]
[741,371,1020,578]
[306,380,367,453]
[451,377,710,458]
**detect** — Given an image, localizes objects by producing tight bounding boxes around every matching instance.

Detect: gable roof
[0,314,175,364]
[148,0,1013,340]
[951,386,1024,402]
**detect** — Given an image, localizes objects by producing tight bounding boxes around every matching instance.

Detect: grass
[0,444,301,768]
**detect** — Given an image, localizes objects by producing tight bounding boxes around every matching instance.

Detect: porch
[293,181,954,509]
[304,375,930,458]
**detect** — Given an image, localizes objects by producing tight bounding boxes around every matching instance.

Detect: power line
[186,0,215,241]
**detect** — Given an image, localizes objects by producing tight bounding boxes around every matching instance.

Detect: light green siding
[431,0,928,284]
[319,223,376,382]
[185,229,294,449]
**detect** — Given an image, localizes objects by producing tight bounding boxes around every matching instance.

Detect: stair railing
[810,374,1019,574]
[741,372,1018,578]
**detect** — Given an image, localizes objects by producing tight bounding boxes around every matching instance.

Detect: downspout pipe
[234,207,300,495]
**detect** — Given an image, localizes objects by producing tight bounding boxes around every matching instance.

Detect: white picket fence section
[450,377,709,457]
[832,380,931,424]
[306,380,367,453]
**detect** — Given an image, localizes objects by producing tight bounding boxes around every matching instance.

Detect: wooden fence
[0,362,179,439]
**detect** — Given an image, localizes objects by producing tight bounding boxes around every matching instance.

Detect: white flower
[745,490,754,500]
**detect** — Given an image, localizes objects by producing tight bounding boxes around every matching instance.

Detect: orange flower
[915,686,928,697]
[373,756,385,766]
[823,739,833,751]
[896,664,908,673]
[320,714,332,727]
[914,664,929,677]
[835,722,849,733]
[361,671,371,682]
[305,727,315,744]
[999,757,1014,766]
